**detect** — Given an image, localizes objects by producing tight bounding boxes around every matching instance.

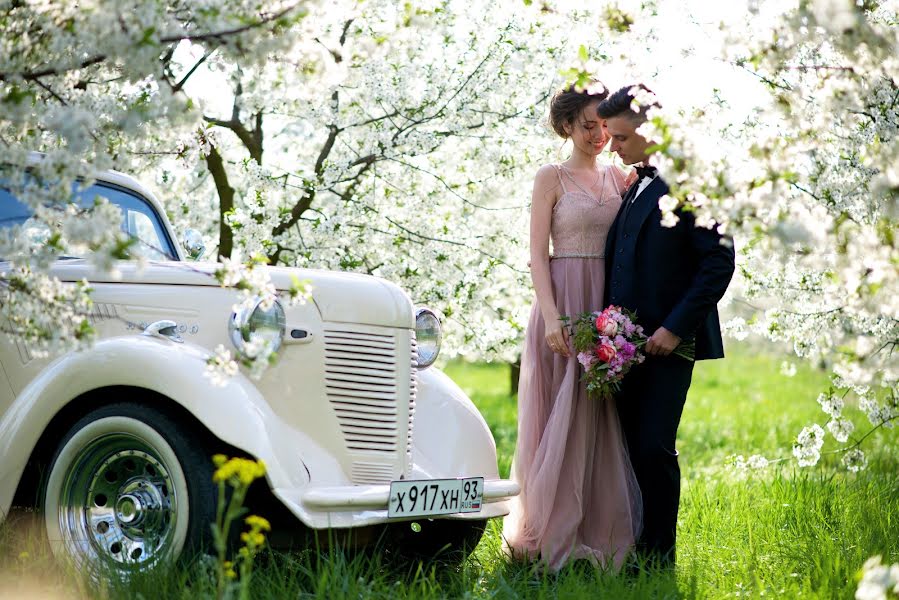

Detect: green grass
[3,346,898,598]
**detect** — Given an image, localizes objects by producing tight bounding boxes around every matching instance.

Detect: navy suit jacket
[604,176,735,360]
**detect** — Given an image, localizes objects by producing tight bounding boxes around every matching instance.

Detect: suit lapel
[605,179,640,257]
[626,177,668,236]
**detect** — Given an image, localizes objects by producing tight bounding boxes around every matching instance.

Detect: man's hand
[645,326,681,356]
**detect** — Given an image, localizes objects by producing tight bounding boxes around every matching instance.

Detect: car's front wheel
[42,402,216,573]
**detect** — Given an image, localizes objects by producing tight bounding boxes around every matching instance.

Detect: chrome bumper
[273,478,520,529]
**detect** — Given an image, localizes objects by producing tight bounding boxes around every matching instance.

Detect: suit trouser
[616,354,694,565]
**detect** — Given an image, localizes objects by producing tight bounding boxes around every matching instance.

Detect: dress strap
[554,164,567,193]
[609,165,626,196]
[560,165,607,203]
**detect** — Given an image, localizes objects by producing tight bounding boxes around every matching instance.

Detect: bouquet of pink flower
[566,305,695,398]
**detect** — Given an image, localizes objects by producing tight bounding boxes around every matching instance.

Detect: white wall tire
[42,403,215,575]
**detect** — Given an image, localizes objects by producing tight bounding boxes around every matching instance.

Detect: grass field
[2,346,898,599]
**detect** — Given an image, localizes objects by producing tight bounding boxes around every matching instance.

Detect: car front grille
[323,326,416,484]
[408,335,418,465]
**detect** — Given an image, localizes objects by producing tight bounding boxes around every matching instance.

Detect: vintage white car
[0,165,518,572]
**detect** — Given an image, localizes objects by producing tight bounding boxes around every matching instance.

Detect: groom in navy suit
[597,85,735,568]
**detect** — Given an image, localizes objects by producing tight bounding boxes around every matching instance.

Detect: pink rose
[595,342,617,363]
[595,314,619,337]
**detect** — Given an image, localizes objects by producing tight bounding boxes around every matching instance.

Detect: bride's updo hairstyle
[548,81,609,139]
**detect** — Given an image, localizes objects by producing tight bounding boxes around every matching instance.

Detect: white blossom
[780,361,797,377]
[793,424,826,467]
[204,345,240,388]
[860,396,899,428]
[732,454,747,471]
[747,454,769,469]
[856,555,899,600]
[723,317,750,342]
[817,393,845,418]
[826,417,855,444]
[842,448,868,473]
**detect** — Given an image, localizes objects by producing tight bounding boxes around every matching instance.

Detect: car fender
[410,367,500,480]
[0,335,336,519]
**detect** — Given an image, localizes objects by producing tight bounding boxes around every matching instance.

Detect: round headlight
[229,296,286,359]
[415,308,442,369]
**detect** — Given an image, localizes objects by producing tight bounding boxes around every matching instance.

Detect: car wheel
[393,518,487,562]
[42,402,216,574]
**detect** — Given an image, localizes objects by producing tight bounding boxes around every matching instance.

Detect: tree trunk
[509,355,521,396]
[204,145,234,260]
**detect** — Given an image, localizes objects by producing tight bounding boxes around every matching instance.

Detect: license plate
[388,477,484,518]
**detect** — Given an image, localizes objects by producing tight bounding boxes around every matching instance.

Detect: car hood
[51,260,415,329]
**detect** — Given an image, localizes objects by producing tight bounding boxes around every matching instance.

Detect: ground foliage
[2,351,896,599]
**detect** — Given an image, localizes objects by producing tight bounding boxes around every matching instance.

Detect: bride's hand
[624,168,639,187]
[544,320,571,357]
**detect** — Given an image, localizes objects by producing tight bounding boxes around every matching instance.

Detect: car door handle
[143,320,184,343]
[285,328,314,345]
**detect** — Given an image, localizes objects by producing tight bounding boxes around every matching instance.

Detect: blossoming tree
[1,0,577,365]
[727,0,898,470]
[136,0,570,357]
[0,0,309,356]
[2,1,896,466]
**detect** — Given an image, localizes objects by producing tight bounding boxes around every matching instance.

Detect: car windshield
[0,181,178,261]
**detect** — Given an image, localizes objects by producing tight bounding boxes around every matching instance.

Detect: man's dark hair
[596,84,659,122]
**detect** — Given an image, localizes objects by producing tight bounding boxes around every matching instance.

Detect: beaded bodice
[550,165,624,258]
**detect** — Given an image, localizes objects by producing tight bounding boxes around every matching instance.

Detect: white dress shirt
[632,173,658,203]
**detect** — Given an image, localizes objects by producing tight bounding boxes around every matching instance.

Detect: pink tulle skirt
[503,257,642,571]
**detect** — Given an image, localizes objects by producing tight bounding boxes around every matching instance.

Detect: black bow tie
[635,165,657,180]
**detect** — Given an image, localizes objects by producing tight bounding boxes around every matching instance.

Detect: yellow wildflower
[245,515,271,532]
[212,456,267,486]
[223,560,237,580]
[240,531,266,547]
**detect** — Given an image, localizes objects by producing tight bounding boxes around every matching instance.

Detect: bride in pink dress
[503,83,642,571]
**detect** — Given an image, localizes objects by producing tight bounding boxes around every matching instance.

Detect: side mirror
[181,229,206,261]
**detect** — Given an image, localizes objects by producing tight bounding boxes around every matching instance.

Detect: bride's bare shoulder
[534,163,561,178]
[532,163,563,188]
[530,164,563,208]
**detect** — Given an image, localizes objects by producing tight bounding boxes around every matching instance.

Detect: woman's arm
[529,165,570,357]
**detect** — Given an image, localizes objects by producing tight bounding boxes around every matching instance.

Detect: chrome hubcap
[57,434,178,569]
[115,495,141,525]
[114,480,165,532]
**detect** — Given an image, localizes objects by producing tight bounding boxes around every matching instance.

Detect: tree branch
[32,78,68,105]
[268,90,342,256]
[0,3,302,82]
[172,49,216,93]
[0,54,108,82]
[381,156,525,211]
[158,3,302,45]
[203,78,264,163]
